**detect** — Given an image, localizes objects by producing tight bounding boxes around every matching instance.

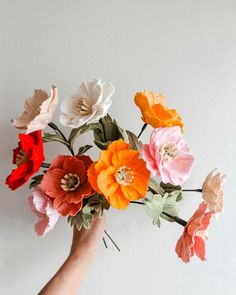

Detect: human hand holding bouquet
[6,79,226,263]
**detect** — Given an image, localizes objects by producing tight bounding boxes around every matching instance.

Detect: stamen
[76,98,92,115]
[61,173,80,191]
[115,166,134,186]
[160,143,180,160]
[16,149,28,166]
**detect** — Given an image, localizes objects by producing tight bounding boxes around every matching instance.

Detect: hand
[39,215,106,295]
[70,216,106,262]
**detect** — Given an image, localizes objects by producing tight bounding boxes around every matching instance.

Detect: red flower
[6,130,45,190]
[175,202,213,263]
[41,155,94,216]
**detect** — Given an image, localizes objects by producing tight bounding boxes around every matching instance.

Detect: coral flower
[6,130,45,190]
[175,202,213,263]
[28,186,59,237]
[41,155,94,216]
[134,90,183,130]
[142,126,194,186]
[12,85,58,134]
[88,139,150,209]
[60,79,114,128]
[202,168,226,213]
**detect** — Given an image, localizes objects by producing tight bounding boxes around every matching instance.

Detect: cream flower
[12,85,58,134]
[202,168,226,213]
[59,79,115,128]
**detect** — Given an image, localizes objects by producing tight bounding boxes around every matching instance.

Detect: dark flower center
[16,149,28,166]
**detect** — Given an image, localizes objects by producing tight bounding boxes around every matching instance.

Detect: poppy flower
[175,202,213,263]
[6,130,45,190]
[41,155,94,216]
[134,90,183,130]
[202,168,226,213]
[60,79,115,128]
[88,139,150,209]
[142,127,194,185]
[28,185,59,237]
[12,85,58,134]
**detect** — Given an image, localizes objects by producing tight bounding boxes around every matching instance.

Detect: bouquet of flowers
[6,79,226,263]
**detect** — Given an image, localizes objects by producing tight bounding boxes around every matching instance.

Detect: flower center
[115,166,134,186]
[61,173,80,191]
[76,98,92,115]
[16,149,28,166]
[160,142,180,160]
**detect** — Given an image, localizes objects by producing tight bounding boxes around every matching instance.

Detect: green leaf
[68,123,99,146]
[29,174,44,189]
[126,130,143,153]
[43,131,69,145]
[93,114,127,150]
[160,182,183,202]
[161,191,180,222]
[67,194,110,231]
[77,145,93,155]
[148,178,163,194]
[144,194,168,227]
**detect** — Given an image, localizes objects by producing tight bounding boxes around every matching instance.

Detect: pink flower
[28,185,59,237]
[142,126,194,185]
[12,85,58,134]
[202,168,226,213]
[175,202,213,263]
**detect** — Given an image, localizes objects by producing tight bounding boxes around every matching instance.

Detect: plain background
[1,0,236,294]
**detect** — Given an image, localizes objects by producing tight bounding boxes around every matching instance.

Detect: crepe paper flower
[60,79,115,128]
[142,126,194,186]
[202,169,226,214]
[134,90,183,130]
[28,185,59,237]
[175,202,213,263]
[6,130,45,190]
[87,139,150,209]
[41,155,94,216]
[12,85,58,134]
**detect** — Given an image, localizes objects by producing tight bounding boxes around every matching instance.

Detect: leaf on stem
[29,174,44,189]
[77,145,93,155]
[68,123,98,146]
[144,191,180,227]
[126,130,143,153]
[43,131,69,146]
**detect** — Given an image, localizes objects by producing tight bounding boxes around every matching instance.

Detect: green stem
[104,230,120,252]
[41,162,50,168]
[102,237,108,249]
[182,189,202,192]
[137,123,147,138]
[48,122,75,156]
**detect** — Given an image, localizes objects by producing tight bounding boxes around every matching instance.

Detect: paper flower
[12,85,58,134]
[134,90,183,130]
[202,169,226,213]
[175,202,213,263]
[28,186,59,237]
[142,126,194,186]
[88,139,150,209]
[6,130,45,190]
[60,79,115,128]
[41,155,94,216]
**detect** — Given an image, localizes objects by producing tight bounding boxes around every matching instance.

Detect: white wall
[1,0,236,294]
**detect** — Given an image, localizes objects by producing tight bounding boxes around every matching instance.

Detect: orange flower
[134,90,183,130]
[88,139,150,209]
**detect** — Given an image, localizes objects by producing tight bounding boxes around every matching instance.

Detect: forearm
[39,254,92,295]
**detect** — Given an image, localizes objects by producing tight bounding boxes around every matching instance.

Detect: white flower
[12,85,58,134]
[59,79,115,128]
